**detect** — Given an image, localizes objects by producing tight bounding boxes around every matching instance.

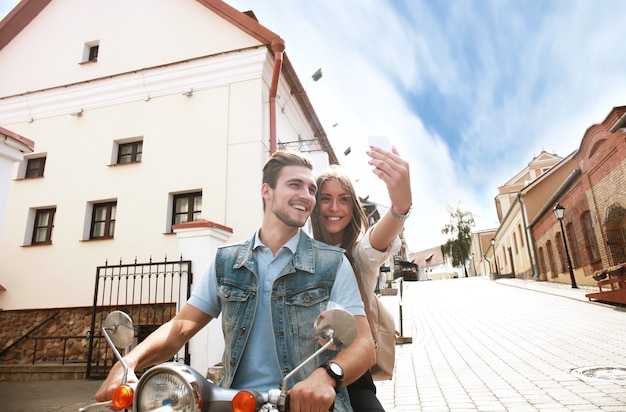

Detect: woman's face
[317,179,353,244]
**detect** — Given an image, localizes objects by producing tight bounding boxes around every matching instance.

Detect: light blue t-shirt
[188,229,364,390]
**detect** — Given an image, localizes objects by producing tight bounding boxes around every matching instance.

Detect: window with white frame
[90,201,117,239]
[16,154,47,179]
[31,207,56,245]
[82,40,100,63]
[111,137,143,165]
[25,156,46,178]
[171,191,202,227]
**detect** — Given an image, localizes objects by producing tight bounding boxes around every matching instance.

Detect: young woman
[311,145,412,412]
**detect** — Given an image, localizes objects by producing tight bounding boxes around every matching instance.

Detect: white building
[0,0,336,375]
[0,127,34,237]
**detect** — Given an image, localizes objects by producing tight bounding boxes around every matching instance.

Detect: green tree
[441,204,476,270]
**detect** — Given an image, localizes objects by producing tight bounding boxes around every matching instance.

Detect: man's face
[264,165,317,228]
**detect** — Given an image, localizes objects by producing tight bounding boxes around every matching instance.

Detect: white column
[174,220,232,377]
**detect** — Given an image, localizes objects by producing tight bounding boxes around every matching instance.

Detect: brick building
[531,106,626,286]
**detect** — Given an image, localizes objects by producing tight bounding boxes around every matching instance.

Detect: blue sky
[2,0,626,252]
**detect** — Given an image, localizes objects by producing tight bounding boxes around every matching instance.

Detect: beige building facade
[473,151,565,279]
[0,0,337,374]
[0,127,34,238]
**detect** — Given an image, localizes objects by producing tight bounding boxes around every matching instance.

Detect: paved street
[1,276,625,411]
[0,378,103,411]
[375,277,626,411]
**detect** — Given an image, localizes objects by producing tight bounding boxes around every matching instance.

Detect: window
[88,45,99,61]
[82,40,100,63]
[555,232,567,273]
[117,141,143,164]
[537,247,546,277]
[546,240,557,277]
[25,156,46,178]
[90,202,116,239]
[112,138,143,165]
[513,233,518,254]
[582,211,600,261]
[518,224,524,248]
[566,223,581,268]
[172,192,202,226]
[32,208,55,244]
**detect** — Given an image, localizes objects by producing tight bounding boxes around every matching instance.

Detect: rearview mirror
[313,308,357,348]
[103,311,134,349]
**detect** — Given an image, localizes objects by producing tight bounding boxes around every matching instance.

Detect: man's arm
[287,315,375,411]
[322,314,376,385]
[94,304,213,402]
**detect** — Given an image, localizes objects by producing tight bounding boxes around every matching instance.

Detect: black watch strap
[320,362,344,393]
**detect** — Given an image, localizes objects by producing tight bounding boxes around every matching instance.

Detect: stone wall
[0,307,93,365]
[0,304,176,381]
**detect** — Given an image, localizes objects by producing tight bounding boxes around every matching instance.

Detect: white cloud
[3,0,625,252]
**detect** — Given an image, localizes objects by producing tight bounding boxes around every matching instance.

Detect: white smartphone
[368,135,392,152]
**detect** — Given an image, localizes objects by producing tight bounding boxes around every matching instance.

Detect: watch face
[329,362,343,376]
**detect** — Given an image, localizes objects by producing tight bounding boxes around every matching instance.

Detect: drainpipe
[517,192,537,278]
[517,192,536,277]
[483,255,492,277]
[269,38,285,154]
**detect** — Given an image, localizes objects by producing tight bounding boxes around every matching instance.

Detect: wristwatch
[321,362,344,393]
[390,204,412,220]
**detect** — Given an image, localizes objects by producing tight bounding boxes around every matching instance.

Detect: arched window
[537,247,546,276]
[566,223,581,268]
[513,232,519,254]
[546,240,557,277]
[582,211,600,261]
[555,232,567,273]
[518,224,525,248]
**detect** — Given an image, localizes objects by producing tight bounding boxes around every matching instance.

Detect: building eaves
[527,168,581,228]
[0,0,51,52]
[410,245,444,267]
[196,0,281,44]
[0,0,338,163]
[497,150,562,190]
[196,0,338,163]
[520,149,577,195]
[0,125,34,152]
[610,111,626,133]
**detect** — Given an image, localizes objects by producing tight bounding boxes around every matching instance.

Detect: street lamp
[553,203,578,288]
[491,238,499,275]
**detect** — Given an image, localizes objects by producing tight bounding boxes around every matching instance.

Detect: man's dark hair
[262,150,314,188]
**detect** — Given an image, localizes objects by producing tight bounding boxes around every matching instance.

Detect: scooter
[79,308,357,412]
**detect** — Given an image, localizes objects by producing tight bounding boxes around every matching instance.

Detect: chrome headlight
[134,362,209,412]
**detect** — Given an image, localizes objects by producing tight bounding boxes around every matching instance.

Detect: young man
[95,150,375,412]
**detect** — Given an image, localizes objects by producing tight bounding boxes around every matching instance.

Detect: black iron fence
[86,257,192,378]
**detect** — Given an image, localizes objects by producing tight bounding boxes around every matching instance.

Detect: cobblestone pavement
[1,276,625,412]
[375,276,626,411]
[0,378,103,411]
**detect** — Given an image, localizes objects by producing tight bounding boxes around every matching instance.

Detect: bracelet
[390,204,412,220]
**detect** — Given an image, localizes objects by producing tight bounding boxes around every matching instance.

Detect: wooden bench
[586,266,626,305]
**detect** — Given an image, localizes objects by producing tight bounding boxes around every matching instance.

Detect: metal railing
[86,257,192,378]
[30,335,89,365]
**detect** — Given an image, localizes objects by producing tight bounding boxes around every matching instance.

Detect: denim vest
[215,231,353,411]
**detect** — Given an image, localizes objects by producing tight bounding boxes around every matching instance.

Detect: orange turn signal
[112,384,134,410]
[232,390,257,412]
